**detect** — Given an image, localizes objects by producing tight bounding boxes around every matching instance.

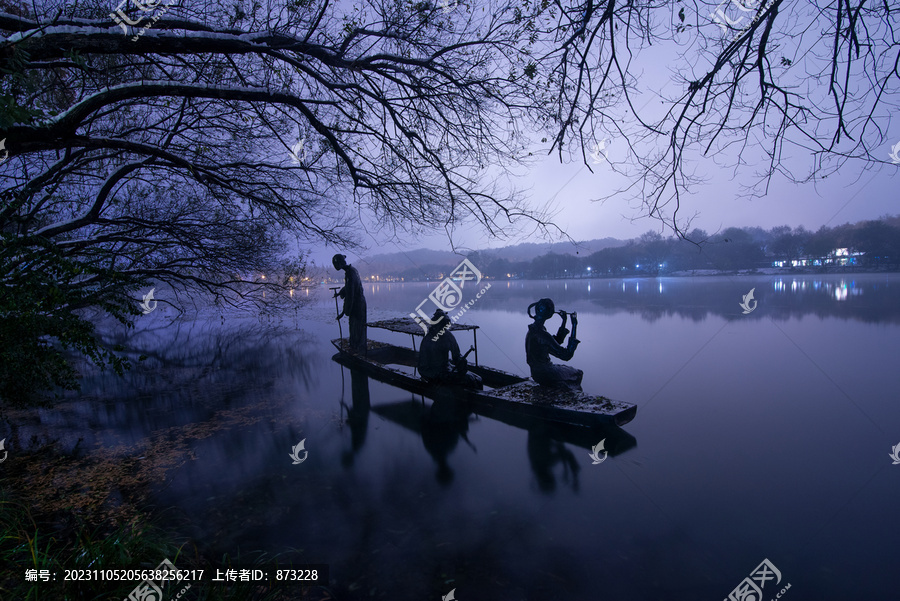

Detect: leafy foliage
[0,230,140,408]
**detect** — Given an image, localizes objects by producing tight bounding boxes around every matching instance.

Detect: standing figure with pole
[332,254,367,354]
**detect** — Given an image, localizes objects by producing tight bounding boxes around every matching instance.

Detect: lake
[12,274,900,600]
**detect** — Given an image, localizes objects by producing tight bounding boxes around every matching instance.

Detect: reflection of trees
[7,319,321,452]
[97,319,318,393]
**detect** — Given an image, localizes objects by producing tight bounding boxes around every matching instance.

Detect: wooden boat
[331,317,637,427]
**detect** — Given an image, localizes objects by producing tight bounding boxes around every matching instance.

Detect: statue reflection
[527,426,580,493]
[340,370,371,468]
[421,396,475,486]
[371,395,475,486]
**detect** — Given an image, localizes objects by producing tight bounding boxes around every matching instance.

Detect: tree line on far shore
[376,217,900,281]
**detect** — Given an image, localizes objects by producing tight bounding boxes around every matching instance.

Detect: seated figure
[417,310,483,389]
[525,298,583,390]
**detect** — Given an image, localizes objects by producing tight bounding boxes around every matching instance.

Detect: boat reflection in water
[369,392,637,490]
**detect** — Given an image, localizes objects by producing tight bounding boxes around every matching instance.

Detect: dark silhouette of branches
[2,0,898,403]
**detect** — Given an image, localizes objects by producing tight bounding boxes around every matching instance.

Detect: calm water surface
[17,274,900,600]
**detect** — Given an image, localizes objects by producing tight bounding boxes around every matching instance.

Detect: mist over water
[14,274,900,600]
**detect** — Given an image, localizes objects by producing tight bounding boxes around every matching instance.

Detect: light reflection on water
[772,277,863,301]
[10,274,900,600]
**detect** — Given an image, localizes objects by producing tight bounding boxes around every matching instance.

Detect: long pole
[330,287,343,343]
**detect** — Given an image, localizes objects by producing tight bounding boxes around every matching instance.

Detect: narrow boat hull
[331,339,637,427]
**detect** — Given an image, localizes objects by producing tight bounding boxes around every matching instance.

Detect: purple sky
[313,10,900,267]
[315,147,898,266]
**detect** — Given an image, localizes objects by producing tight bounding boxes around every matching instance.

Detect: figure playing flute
[525,298,583,391]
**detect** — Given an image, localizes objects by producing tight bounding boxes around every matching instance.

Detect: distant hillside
[477,238,626,262]
[355,248,464,274]
[359,237,626,274]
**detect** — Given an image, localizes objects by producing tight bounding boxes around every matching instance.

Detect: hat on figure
[528,298,556,320]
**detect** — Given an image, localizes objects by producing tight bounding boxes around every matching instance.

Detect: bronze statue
[417,309,483,389]
[332,254,367,353]
[525,298,583,390]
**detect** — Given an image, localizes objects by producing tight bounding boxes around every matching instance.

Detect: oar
[329,286,343,344]
[454,346,476,371]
